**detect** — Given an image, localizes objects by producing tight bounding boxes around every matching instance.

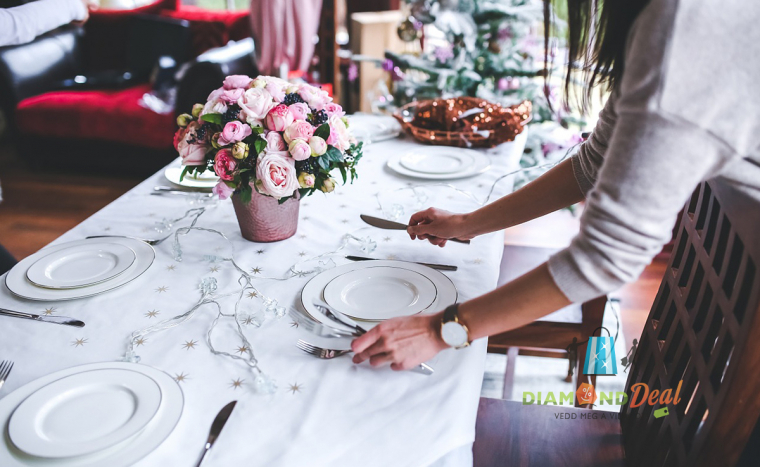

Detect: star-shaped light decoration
[290,321,299,328]
[43,307,56,316]
[166,265,176,271]
[230,378,244,390]
[235,345,250,354]
[174,372,189,383]
[256,249,265,254]
[250,267,262,275]
[148,212,156,217]
[104,227,112,232]
[209,266,220,273]
[383,236,391,242]
[472,258,483,264]
[302,216,310,221]
[155,286,168,293]
[339,204,347,209]
[145,310,160,318]
[240,316,256,326]
[288,382,303,394]
[135,337,147,346]
[375,207,383,212]
[247,291,258,299]
[182,340,197,350]
[341,219,349,224]
[71,337,88,347]
[298,251,307,257]
[293,270,308,278]
[299,234,308,239]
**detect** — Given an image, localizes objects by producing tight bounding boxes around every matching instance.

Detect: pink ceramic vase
[231,190,300,242]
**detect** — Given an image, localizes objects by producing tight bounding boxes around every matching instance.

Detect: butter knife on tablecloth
[0,308,84,327]
[359,215,470,244]
[195,400,237,467]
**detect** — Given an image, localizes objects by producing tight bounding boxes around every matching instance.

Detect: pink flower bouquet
[174,75,363,203]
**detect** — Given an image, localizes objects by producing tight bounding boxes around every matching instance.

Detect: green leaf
[179,165,190,182]
[240,186,252,204]
[251,126,265,135]
[298,188,313,198]
[200,113,223,125]
[253,137,267,155]
[325,146,344,162]
[314,123,331,140]
[339,165,347,184]
[317,156,330,171]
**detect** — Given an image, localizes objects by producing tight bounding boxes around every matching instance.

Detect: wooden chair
[473,180,760,466]
[488,245,608,407]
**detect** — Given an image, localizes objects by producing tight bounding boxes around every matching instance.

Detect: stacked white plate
[300,260,457,327]
[5,238,155,301]
[348,114,402,143]
[164,166,219,190]
[0,362,183,466]
[387,147,491,180]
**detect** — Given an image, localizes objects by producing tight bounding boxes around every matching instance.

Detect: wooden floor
[0,141,142,260]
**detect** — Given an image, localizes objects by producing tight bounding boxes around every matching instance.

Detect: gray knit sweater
[547,0,760,302]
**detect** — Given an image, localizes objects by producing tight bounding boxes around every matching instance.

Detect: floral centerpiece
[174,75,363,241]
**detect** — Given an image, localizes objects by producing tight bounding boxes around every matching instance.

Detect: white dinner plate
[164,166,219,190]
[323,266,438,321]
[5,238,155,301]
[399,148,476,175]
[387,147,491,180]
[348,114,401,143]
[26,243,136,290]
[300,260,457,332]
[9,369,162,458]
[0,362,183,467]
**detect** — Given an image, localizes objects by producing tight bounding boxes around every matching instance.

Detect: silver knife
[0,308,85,327]
[313,301,435,376]
[152,187,214,197]
[360,215,470,244]
[195,400,237,467]
[346,255,457,271]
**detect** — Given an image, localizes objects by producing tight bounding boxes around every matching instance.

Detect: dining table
[0,127,526,467]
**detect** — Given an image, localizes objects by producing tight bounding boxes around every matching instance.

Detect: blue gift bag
[583,327,617,375]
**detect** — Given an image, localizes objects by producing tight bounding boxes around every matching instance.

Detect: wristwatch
[440,304,471,349]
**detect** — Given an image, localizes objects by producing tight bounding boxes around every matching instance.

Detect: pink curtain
[250,0,323,76]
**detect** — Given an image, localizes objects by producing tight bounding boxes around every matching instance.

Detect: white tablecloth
[0,132,525,467]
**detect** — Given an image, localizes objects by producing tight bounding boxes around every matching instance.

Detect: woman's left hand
[351,312,449,370]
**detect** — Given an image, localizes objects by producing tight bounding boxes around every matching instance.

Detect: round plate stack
[4,238,155,301]
[0,362,183,467]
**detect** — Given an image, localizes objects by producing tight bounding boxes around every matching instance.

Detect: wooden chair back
[620,180,760,466]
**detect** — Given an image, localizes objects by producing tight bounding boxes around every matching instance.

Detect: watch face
[442,321,468,348]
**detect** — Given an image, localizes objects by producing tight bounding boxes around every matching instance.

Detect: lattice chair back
[620,180,760,466]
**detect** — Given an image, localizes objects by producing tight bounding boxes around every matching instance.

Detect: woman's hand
[351,313,449,371]
[406,208,475,247]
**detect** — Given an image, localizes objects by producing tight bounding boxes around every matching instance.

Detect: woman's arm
[0,0,88,47]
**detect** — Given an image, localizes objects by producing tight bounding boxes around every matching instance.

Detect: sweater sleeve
[0,0,87,47]
[548,111,738,303]
[570,92,618,196]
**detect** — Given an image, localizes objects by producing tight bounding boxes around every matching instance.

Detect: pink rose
[289,102,311,121]
[327,115,351,151]
[173,127,185,151]
[201,88,227,116]
[266,82,285,102]
[298,83,330,110]
[265,131,287,153]
[288,139,311,161]
[220,88,245,103]
[308,135,327,156]
[237,87,275,125]
[323,103,345,118]
[212,181,235,200]
[217,121,252,146]
[256,152,298,199]
[265,104,294,132]
[178,122,207,165]
[213,149,237,181]
[283,120,315,144]
[223,75,253,90]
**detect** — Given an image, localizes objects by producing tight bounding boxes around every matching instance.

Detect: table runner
[0,132,524,466]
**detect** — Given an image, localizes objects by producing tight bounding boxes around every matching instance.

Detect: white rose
[238,87,276,125]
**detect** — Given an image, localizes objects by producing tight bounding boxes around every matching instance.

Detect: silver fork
[297,340,352,359]
[290,311,359,338]
[0,360,14,391]
[85,234,172,246]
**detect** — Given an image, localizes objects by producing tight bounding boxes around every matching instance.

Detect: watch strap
[442,303,459,323]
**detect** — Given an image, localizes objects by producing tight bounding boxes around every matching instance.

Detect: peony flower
[213,149,237,181]
[265,81,285,102]
[223,75,253,90]
[298,83,331,110]
[289,102,311,121]
[213,181,235,200]
[232,142,249,160]
[220,88,245,103]
[288,139,311,161]
[320,178,336,193]
[283,120,315,144]
[217,121,252,146]
[308,135,327,156]
[202,88,227,116]
[323,103,345,118]
[178,122,207,165]
[327,115,351,151]
[256,152,298,199]
[173,128,185,151]
[265,104,294,132]
[298,172,315,189]
[237,87,275,126]
[265,131,287,153]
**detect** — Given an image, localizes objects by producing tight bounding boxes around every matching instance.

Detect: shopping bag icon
[583,327,617,375]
